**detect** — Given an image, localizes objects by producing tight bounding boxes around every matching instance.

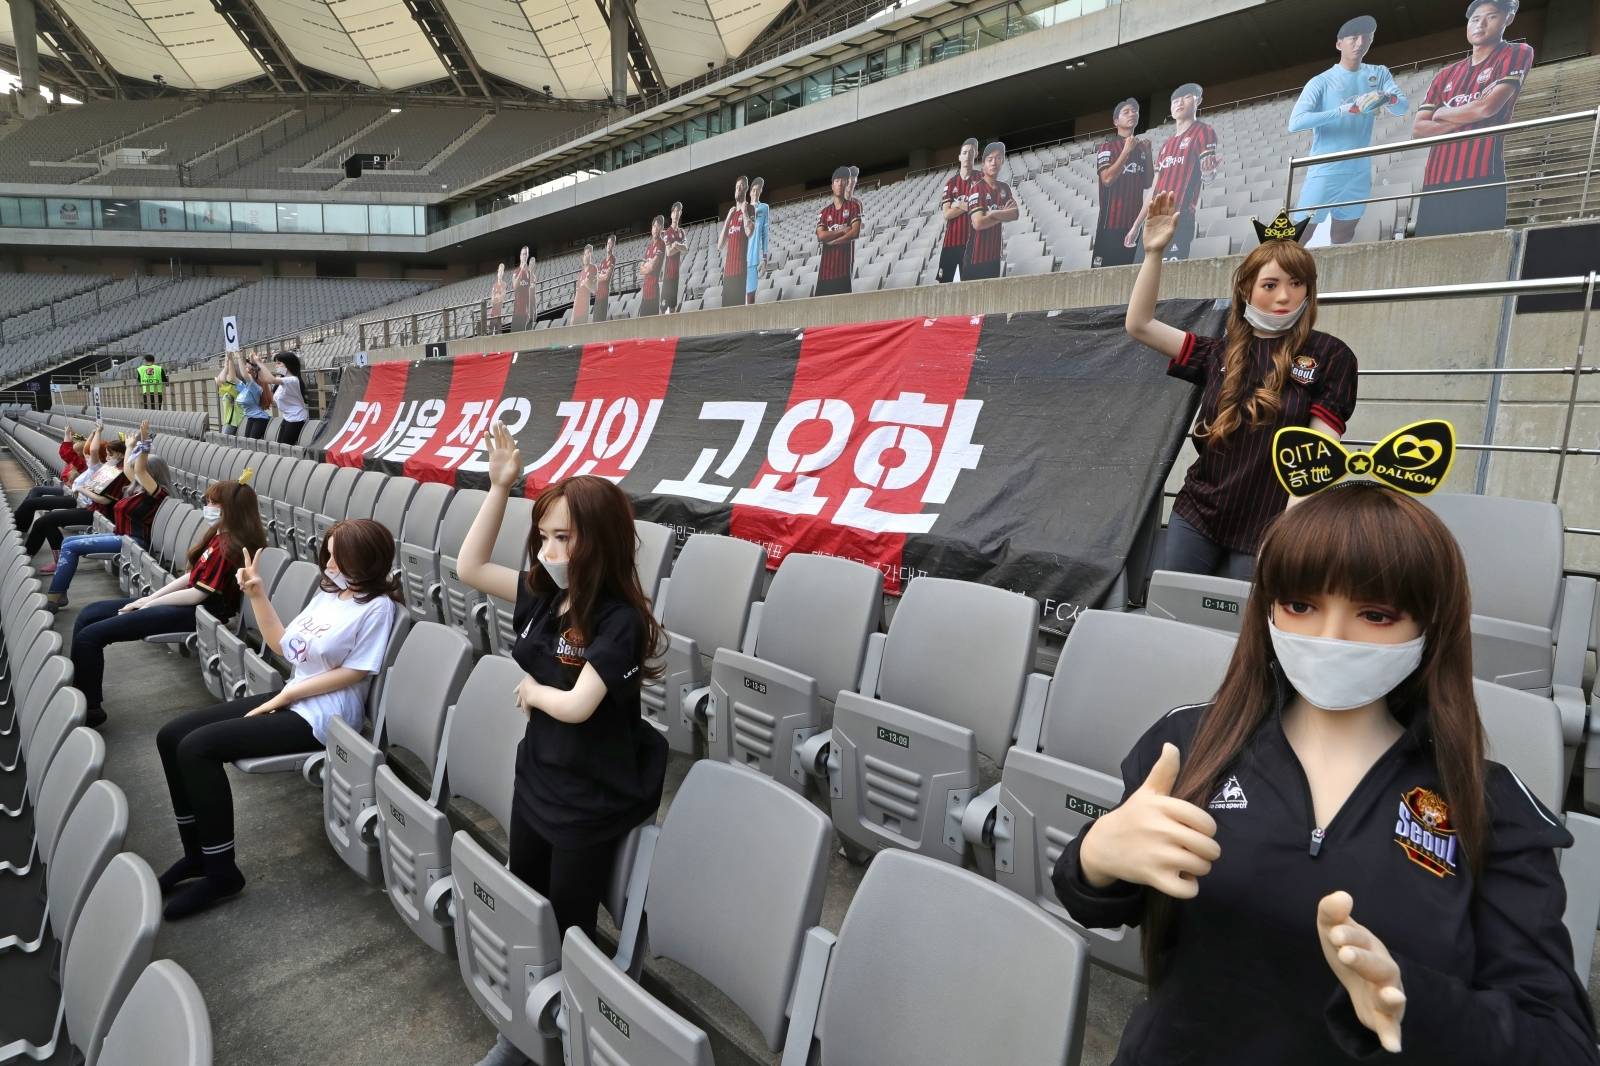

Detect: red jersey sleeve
[186,533,232,593]
[1199,124,1219,159]
[1498,42,1534,89]
[1309,340,1360,437]
[1417,68,1449,114]
[1166,332,1221,386]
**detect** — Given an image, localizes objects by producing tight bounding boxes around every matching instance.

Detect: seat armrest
[1011,671,1052,753]
[796,729,834,783]
[778,927,838,1066]
[1554,576,1596,696]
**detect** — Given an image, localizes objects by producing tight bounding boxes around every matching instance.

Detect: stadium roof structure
[0,0,811,101]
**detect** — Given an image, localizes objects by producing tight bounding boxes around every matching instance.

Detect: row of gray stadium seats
[3,416,1599,1063]
[0,499,212,1065]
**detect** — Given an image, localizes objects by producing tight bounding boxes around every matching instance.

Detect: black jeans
[26,507,93,553]
[16,491,74,532]
[243,418,270,440]
[157,694,318,854]
[1163,512,1255,581]
[508,808,621,941]
[278,420,306,446]
[72,597,199,709]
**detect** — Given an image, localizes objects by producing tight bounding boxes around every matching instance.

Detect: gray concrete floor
[13,465,1600,1065]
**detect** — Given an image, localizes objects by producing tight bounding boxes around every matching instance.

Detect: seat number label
[1065,793,1110,820]
[389,805,407,826]
[599,997,631,1038]
[1201,596,1239,615]
[335,744,347,762]
[743,676,767,695]
[473,882,495,910]
[876,726,910,748]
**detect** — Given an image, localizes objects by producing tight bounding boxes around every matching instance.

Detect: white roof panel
[254,0,449,88]
[0,2,61,60]
[634,0,788,85]
[51,0,264,88]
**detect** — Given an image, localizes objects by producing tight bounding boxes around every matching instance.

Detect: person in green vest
[214,355,245,436]
[138,354,166,410]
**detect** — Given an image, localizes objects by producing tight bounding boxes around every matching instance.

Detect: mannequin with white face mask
[1125,198,1361,582]
[1058,484,1594,1065]
[457,422,667,1066]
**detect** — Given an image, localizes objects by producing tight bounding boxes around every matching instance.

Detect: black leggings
[156,694,319,854]
[26,507,93,553]
[278,420,306,446]
[16,491,74,532]
[243,418,270,440]
[508,807,621,941]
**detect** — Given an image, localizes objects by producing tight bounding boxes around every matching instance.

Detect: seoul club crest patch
[1290,353,1318,385]
[1394,786,1460,877]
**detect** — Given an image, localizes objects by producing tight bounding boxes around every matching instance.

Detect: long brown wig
[318,518,404,603]
[1143,483,1486,981]
[1200,241,1319,445]
[189,480,267,571]
[524,475,665,683]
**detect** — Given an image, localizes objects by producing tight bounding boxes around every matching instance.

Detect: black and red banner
[314,302,1220,632]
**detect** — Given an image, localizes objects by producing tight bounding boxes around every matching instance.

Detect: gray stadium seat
[1145,569,1250,634]
[396,481,457,622]
[434,489,489,652]
[804,577,1046,865]
[370,474,420,544]
[190,546,288,700]
[982,611,1234,977]
[98,960,212,1066]
[1,723,101,877]
[1475,678,1600,988]
[781,849,1089,1066]
[641,534,765,756]
[2,687,85,825]
[289,463,338,560]
[375,653,526,953]
[0,628,66,751]
[706,553,882,794]
[0,779,125,956]
[323,622,473,883]
[270,459,317,552]
[634,519,673,604]
[554,759,832,1065]
[238,560,324,699]
[0,852,160,1064]
[212,558,318,700]
[308,466,362,557]
[481,496,534,658]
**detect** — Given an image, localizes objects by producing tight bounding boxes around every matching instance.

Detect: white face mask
[538,548,569,590]
[325,567,349,591]
[1242,299,1308,335]
[1268,618,1425,712]
[202,504,222,525]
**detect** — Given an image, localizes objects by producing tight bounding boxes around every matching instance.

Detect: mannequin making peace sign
[1055,473,1597,1065]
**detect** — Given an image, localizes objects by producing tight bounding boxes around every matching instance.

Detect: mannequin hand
[245,696,286,717]
[1318,892,1406,1053]
[1077,743,1220,898]
[484,421,522,491]
[237,548,263,597]
[119,597,150,614]
[513,676,541,716]
[1143,191,1178,252]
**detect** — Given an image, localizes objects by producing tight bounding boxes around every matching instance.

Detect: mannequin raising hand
[1142,190,1180,255]
[485,420,522,491]
[1076,742,1221,899]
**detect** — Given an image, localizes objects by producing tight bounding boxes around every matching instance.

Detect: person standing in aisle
[462,423,666,1066]
[258,351,309,446]
[230,352,272,440]
[214,355,245,436]
[137,354,166,410]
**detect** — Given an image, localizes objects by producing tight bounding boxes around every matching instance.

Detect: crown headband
[1252,209,1310,245]
[1273,419,1456,498]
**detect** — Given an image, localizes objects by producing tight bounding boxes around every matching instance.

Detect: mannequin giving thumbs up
[1077,742,1221,898]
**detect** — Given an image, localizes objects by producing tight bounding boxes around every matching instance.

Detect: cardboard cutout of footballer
[939,138,983,282]
[1288,15,1409,245]
[1410,0,1533,237]
[1094,99,1153,268]
[1131,83,1221,262]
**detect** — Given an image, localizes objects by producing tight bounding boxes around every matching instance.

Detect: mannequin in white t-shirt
[153,518,402,921]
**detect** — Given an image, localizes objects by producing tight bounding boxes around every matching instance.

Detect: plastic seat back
[344,470,387,523]
[382,622,474,770]
[647,761,832,1049]
[813,850,1087,1066]
[98,961,212,1066]
[272,459,316,549]
[435,489,487,645]
[396,481,456,620]
[634,520,672,603]
[45,780,128,957]
[755,554,882,707]
[371,475,420,541]
[660,534,765,661]
[61,853,162,1066]
[484,496,532,656]
[22,684,85,810]
[1476,678,1563,810]
[33,724,103,871]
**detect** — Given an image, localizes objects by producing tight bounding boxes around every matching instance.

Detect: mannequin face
[1248,258,1309,315]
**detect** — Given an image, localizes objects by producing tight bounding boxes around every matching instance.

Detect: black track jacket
[1052,701,1599,1065]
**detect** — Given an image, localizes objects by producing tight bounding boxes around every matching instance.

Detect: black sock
[163,845,245,921]
[158,819,203,894]
[85,705,106,728]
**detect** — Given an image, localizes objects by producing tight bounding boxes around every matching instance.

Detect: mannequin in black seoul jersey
[460,423,668,1066]
[1054,483,1598,1065]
